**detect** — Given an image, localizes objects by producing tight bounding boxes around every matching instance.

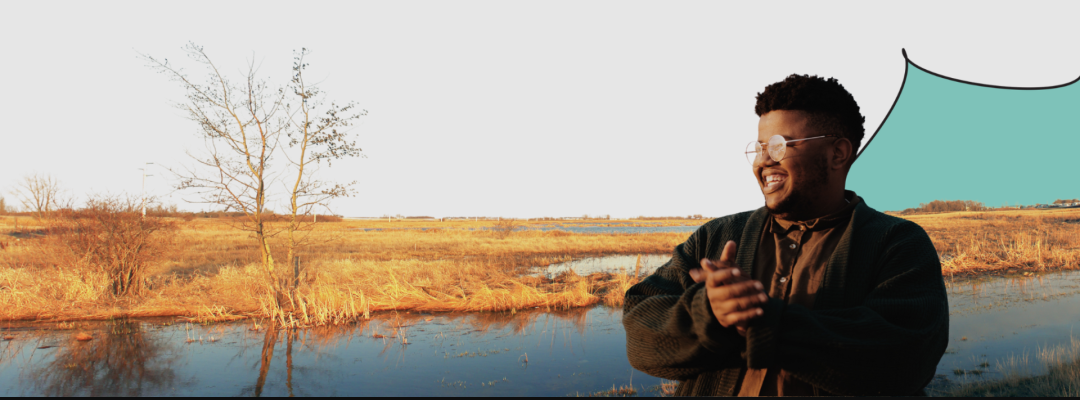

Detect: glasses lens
[746,142,761,165]
[767,135,786,163]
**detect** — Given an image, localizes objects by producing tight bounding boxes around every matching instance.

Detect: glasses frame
[745,134,838,165]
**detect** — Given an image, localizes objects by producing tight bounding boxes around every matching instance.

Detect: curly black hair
[755,74,866,159]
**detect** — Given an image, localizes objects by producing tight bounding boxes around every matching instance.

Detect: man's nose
[755,150,778,168]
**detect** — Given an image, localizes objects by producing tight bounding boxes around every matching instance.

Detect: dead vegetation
[5,206,1080,325]
[0,217,673,324]
[943,336,1080,396]
[896,208,1080,278]
[46,197,177,296]
[490,218,519,239]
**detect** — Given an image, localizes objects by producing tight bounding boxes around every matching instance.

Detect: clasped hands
[688,240,768,336]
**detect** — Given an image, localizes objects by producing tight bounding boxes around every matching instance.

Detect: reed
[946,336,1080,396]
[6,207,1074,325]
[0,216,671,324]
[894,208,1080,278]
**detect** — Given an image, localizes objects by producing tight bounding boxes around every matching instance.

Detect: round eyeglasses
[745,135,837,165]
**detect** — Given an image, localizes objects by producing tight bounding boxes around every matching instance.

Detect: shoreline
[4,262,1076,324]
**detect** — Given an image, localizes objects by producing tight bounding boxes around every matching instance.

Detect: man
[622,74,948,396]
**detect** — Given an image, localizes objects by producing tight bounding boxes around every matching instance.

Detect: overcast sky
[2,1,1078,218]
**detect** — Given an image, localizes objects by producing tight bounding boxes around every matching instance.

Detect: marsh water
[536,254,672,278]
[3,256,1080,396]
[354,222,702,235]
[0,307,661,396]
[931,270,1080,391]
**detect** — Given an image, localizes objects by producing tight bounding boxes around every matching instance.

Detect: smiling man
[622,74,949,396]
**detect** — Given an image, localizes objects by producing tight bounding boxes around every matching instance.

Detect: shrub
[491,219,519,239]
[49,197,177,297]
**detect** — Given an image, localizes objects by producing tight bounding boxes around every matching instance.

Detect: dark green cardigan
[622,199,949,396]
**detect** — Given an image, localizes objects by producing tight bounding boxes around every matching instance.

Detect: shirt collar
[771,191,861,233]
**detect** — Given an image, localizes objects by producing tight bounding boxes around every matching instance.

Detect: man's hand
[688,240,768,335]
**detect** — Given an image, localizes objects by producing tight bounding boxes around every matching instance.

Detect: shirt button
[780,277,788,283]
[789,243,797,249]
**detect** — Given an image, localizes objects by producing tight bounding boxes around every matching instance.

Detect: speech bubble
[850,49,1080,212]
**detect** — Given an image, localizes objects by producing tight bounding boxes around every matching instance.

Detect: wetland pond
[2,256,1080,396]
[354,223,702,235]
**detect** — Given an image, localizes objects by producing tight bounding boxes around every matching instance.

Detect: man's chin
[764,195,795,217]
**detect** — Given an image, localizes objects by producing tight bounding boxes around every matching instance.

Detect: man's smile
[762,170,787,194]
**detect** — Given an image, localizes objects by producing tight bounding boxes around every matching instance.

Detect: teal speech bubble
[849,49,1080,212]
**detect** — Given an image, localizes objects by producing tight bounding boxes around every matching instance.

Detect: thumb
[719,240,738,264]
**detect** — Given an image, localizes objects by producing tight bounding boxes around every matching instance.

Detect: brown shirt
[737,192,861,396]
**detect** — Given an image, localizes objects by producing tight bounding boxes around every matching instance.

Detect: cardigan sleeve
[744,220,949,395]
[622,223,748,380]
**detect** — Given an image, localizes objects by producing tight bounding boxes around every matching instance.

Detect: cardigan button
[789,243,797,249]
[780,277,788,283]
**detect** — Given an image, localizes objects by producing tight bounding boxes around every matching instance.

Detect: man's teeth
[766,175,785,183]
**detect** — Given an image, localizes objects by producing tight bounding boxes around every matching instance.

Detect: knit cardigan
[622,199,949,396]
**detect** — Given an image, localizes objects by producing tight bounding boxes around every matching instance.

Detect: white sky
[2,1,1078,218]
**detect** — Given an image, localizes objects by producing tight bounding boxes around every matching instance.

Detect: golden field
[0,216,690,324]
[893,208,1080,278]
[1,207,1078,325]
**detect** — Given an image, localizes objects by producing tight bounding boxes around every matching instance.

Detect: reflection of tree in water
[236,307,620,396]
[439,306,606,338]
[253,326,277,397]
[24,321,184,396]
[301,306,612,344]
[243,324,334,397]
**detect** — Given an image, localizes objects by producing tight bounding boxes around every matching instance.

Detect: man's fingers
[719,240,737,264]
[705,268,754,289]
[710,288,767,316]
[735,325,748,337]
[689,268,703,283]
[720,308,764,327]
[727,292,768,312]
[704,267,741,288]
[718,280,764,299]
[699,258,718,273]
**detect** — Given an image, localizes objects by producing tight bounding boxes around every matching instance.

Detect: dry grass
[894,208,1080,278]
[6,207,1075,325]
[946,336,1080,396]
[0,216,675,324]
[578,384,638,397]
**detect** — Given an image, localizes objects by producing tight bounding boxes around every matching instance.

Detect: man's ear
[831,137,854,170]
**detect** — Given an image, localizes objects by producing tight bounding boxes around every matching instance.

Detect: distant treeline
[897,200,989,215]
[634,215,706,220]
[1,206,343,223]
[171,212,341,222]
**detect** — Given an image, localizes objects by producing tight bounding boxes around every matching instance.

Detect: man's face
[753,110,831,219]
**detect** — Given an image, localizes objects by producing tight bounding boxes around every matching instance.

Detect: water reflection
[537,254,670,278]
[0,306,659,396]
[933,270,1080,391]
[352,224,701,235]
[253,326,277,397]
[6,271,1078,396]
[19,320,184,396]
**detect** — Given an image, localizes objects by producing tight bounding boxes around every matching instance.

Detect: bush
[491,219,519,239]
[49,197,177,297]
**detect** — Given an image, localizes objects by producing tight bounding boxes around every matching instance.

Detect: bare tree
[281,48,365,289]
[143,43,364,303]
[10,173,62,220]
[143,43,286,299]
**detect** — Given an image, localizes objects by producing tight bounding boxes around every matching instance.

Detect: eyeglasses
[745,135,837,165]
